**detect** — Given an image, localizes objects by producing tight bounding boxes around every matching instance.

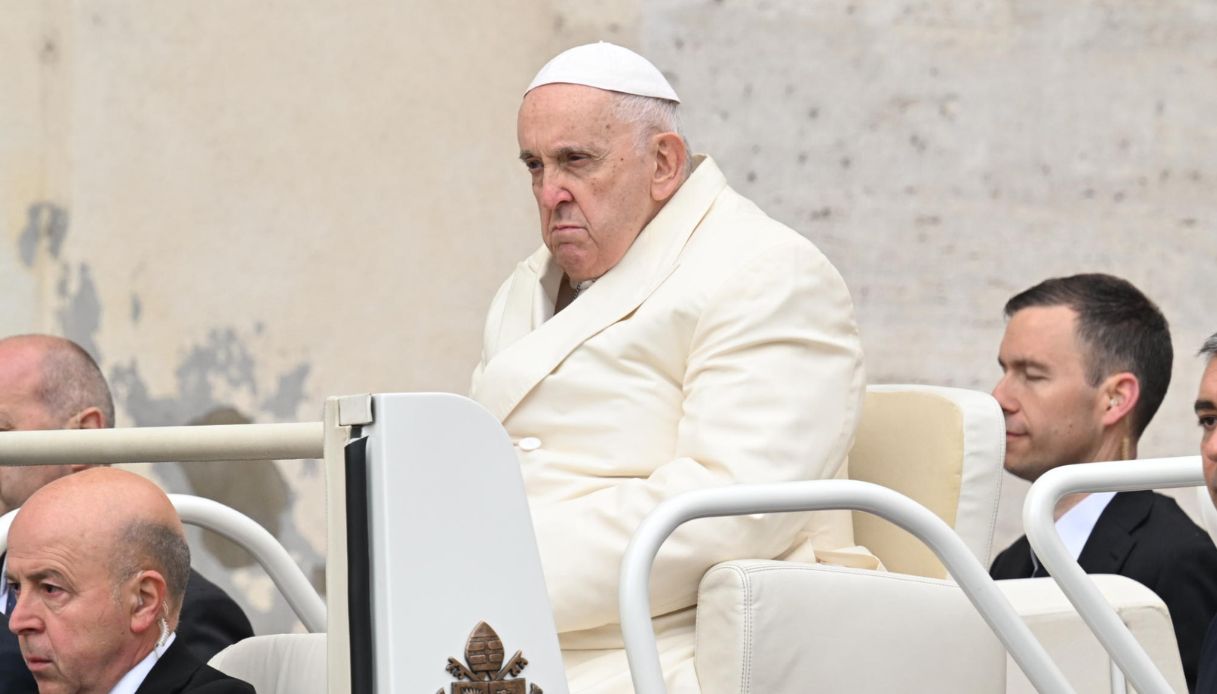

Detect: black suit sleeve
[989,535,1035,580]
[1150,527,1217,693]
[0,612,37,693]
[177,570,255,663]
[185,679,256,693]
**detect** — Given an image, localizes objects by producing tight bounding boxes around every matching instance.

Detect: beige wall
[3,1,1216,631]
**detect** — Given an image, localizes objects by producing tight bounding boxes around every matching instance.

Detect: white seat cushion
[695,560,1006,694]
[209,633,327,694]
[997,576,1187,694]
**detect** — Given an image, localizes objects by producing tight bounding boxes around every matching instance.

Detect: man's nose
[8,591,41,634]
[538,170,573,209]
[1204,430,1217,464]
[992,376,1016,413]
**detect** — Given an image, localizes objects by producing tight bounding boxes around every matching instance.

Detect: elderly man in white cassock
[470,43,870,692]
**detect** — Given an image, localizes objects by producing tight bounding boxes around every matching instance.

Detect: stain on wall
[18,202,69,267]
[56,263,102,361]
[261,363,311,420]
[109,327,310,428]
[179,407,301,573]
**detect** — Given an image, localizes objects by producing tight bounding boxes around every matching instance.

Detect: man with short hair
[0,334,253,691]
[471,43,867,691]
[989,274,1217,691]
[5,467,253,693]
[1192,332,1217,693]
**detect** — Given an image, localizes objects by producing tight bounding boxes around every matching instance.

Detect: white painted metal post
[1024,456,1202,694]
[0,422,324,465]
[168,494,327,633]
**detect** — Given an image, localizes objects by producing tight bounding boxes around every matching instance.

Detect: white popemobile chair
[622,385,1187,693]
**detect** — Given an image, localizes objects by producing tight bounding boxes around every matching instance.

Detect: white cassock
[471,155,869,693]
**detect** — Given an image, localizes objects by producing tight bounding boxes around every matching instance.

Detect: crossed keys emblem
[436,621,543,694]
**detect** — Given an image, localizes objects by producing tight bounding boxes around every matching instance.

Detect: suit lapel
[134,638,194,694]
[991,535,1036,579]
[485,250,556,359]
[473,156,727,423]
[1077,491,1153,573]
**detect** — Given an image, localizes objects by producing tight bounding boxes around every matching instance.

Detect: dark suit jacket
[0,568,253,693]
[991,490,1217,693]
[1196,616,1217,694]
[176,570,256,661]
[134,636,255,694]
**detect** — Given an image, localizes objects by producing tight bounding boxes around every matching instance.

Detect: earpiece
[156,602,170,648]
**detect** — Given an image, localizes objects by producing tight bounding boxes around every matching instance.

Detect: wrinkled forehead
[8,513,110,578]
[517,84,632,148]
[520,83,618,122]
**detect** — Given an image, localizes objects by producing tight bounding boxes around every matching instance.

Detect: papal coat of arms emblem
[436,621,543,694]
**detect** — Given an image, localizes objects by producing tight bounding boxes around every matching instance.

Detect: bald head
[0,334,114,430]
[0,335,114,513]
[6,468,190,692]
[12,468,190,611]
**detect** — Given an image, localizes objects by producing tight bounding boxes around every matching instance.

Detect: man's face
[1196,359,1217,509]
[517,84,659,284]
[992,305,1108,481]
[0,344,75,510]
[6,518,133,694]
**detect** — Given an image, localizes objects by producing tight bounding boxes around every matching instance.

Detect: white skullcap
[526,42,680,103]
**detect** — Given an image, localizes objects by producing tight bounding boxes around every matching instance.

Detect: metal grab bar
[169,494,327,633]
[0,422,324,465]
[619,479,1074,694]
[1025,456,1202,694]
[0,494,327,633]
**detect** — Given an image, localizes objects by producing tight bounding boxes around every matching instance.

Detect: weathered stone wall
[627,0,1217,550]
[4,1,1215,632]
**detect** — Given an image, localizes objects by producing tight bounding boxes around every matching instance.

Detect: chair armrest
[695,560,1006,694]
[997,576,1186,694]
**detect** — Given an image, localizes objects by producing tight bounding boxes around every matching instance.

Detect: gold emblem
[436,622,543,694]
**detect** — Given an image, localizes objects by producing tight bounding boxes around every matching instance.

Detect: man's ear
[1100,372,1141,429]
[650,132,688,203]
[129,570,169,635]
[74,407,106,430]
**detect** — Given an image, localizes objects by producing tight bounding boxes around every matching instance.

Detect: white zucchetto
[526,42,680,103]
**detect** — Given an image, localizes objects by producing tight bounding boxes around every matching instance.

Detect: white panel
[364,393,567,694]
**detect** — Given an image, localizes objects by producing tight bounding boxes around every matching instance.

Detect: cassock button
[518,436,542,452]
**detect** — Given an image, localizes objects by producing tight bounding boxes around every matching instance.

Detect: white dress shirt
[0,559,9,615]
[108,632,176,694]
[1030,491,1116,574]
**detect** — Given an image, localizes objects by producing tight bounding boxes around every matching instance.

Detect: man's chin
[1002,458,1040,483]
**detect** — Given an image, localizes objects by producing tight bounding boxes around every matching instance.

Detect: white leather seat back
[695,561,1007,694]
[209,634,327,694]
[849,385,1005,578]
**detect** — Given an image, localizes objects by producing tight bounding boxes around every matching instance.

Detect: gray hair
[1200,333,1217,360]
[28,336,115,427]
[111,520,192,612]
[611,93,691,177]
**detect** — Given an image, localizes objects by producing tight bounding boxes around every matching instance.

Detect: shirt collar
[1056,491,1117,560]
[107,632,176,694]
